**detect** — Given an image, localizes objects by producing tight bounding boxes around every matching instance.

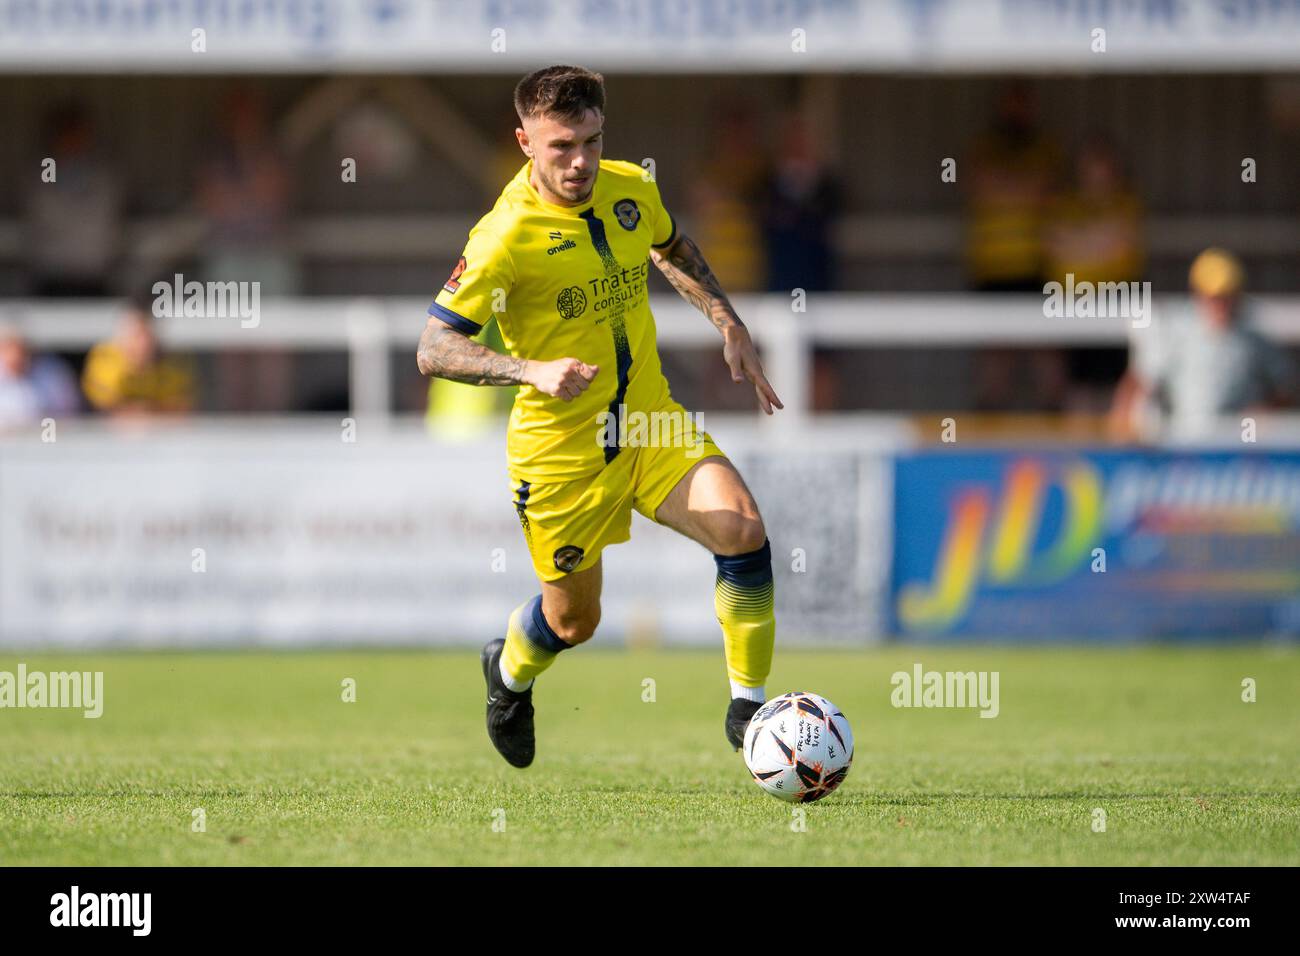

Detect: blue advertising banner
[891,450,1300,640]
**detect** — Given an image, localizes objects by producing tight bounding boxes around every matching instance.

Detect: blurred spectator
[0,324,80,430]
[759,112,841,293]
[964,83,1067,412]
[197,88,299,294]
[1044,137,1145,286]
[678,103,768,410]
[82,298,195,416]
[964,82,1064,291]
[198,88,296,412]
[1110,248,1295,441]
[1046,137,1146,409]
[24,102,123,297]
[686,104,766,293]
[687,175,763,292]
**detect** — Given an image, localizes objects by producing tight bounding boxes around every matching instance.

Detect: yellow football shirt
[81,342,194,413]
[430,158,679,481]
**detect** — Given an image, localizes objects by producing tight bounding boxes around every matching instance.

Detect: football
[742,692,854,802]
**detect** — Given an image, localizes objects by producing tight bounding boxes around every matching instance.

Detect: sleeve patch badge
[443,256,467,294]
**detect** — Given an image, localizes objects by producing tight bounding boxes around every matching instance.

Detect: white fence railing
[6,293,1300,426]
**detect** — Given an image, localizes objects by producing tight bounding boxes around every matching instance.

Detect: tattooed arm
[650,233,783,414]
[416,317,527,385]
[416,317,599,401]
[650,233,744,334]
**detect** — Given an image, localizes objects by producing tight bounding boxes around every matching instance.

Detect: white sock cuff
[729,681,765,703]
[499,656,534,693]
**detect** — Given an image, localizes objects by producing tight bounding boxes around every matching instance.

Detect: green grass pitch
[1,646,1297,866]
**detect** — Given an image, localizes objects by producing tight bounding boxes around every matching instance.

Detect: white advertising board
[0,422,889,647]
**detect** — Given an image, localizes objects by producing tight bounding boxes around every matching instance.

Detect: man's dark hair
[514,65,605,123]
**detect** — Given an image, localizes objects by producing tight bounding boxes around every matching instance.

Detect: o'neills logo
[50,886,151,936]
[547,238,577,255]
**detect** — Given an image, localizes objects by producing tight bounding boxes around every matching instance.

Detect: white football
[742,692,854,802]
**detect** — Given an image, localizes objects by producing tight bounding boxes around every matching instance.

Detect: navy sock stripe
[713,538,773,589]
[524,594,572,653]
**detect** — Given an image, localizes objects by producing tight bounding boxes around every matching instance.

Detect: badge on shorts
[553,545,585,574]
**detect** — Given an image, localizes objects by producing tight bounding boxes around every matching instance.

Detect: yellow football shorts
[510,400,727,582]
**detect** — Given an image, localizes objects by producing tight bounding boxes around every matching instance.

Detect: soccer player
[416,65,782,767]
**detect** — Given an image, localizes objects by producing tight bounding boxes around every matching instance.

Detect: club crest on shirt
[443,256,467,294]
[613,198,640,231]
[553,545,585,573]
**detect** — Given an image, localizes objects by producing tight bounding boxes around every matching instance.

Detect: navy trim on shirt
[651,212,677,250]
[427,301,484,336]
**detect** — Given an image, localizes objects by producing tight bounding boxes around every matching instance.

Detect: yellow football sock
[713,539,775,693]
[500,595,572,685]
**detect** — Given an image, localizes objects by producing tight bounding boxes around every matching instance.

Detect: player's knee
[713,511,767,557]
[551,605,600,646]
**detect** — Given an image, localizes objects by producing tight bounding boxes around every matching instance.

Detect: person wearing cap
[1110,248,1294,441]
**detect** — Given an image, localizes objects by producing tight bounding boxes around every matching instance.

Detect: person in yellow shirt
[965,82,1064,291]
[1040,139,1146,409]
[1044,138,1145,286]
[82,298,194,416]
[416,66,783,769]
[686,105,768,293]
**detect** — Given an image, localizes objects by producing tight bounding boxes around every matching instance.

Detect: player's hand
[722,326,783,415]
[525,357,600,401]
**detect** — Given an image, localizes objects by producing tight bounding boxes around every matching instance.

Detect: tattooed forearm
[650,233,744,333]
[416,321,529,385]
